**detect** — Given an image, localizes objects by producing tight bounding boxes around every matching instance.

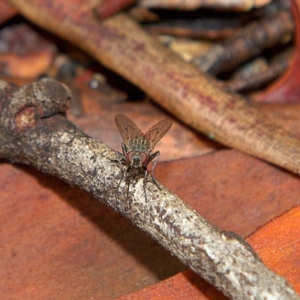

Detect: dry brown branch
[94,0,137,20]
[192,10,294,75]
[225,48,293,93]
[0,78,299,299]
[139,0,271,11]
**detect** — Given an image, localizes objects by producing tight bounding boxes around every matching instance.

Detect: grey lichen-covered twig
[0,78,299,300]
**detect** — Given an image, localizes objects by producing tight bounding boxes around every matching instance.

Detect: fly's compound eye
[140,152,147,165]
[127,152,134,164]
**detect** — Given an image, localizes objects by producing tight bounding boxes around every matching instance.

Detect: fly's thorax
[127,137,152,154]
[127,151,148,168]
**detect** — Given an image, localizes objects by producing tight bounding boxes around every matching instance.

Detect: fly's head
[126,151,148,169]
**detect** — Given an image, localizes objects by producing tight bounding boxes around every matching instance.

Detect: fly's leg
[121,143,132,199]
[114,144,133,201]
[143,169,149,202]
[148,151,160,173]
[114,150,126,188]
[121,143,128,158]
[143,151,160,202]
[147,151,161,189]
[113,142,129,187]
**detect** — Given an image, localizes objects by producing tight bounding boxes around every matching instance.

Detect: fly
[114,114,172,200]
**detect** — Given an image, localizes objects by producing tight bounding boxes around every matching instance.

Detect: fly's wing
[144,119,172,151]
[115,114,144,144]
